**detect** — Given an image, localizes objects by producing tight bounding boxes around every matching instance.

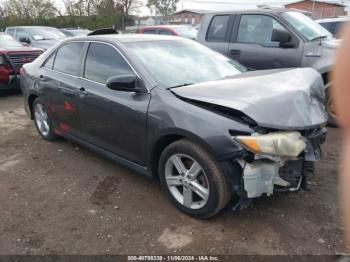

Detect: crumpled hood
[172,68,328,130]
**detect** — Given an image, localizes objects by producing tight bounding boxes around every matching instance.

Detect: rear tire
[159,139,232,219]
[33,98,59,141]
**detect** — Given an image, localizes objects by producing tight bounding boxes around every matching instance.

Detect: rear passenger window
[159,30,173,35]
[207,15,230,42]
[6,29,15,37]
[143,29,157,34]
[53,42,83,76]
[320,22,334,33]
[334,22,342,36]
[43,52,55,69]
[84,43,133,84]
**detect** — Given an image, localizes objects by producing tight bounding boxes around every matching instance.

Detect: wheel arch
[28,93,38,119]
[149,129,218,180]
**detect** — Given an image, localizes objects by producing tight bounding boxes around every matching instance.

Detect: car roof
[70,34,181,43]
[6,26,57,29]
[317,17,350,23]
[203,7,289,15]
[140,25,195,29]
[61,28,90,31]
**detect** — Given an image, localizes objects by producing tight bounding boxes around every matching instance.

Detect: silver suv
[197,8,339,126]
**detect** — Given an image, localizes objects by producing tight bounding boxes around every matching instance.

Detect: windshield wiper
[168,83,194,89]
[310,35,327,41]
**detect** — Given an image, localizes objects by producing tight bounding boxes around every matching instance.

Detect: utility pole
[311,0,316,18]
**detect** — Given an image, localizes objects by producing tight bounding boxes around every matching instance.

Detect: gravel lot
[0,92,347,255]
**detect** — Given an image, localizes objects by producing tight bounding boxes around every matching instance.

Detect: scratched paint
[64,101,76,112]
[59,123,71,132]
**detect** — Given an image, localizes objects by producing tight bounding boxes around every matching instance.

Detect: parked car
[0,33,42,91]
[59,28,91,37]
[5,26,66,50]
[317,17,349,38]
[136,25,198,39]
[21,34,327,218]
[197,8,338,126]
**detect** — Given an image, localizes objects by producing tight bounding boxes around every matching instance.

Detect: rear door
[76,42,150,164]
[39,42,84,137]
[228,14,302,70]
[202,14,233,56]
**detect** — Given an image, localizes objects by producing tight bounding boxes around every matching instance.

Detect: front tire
[33,98,58,141]
[159,139,232,219]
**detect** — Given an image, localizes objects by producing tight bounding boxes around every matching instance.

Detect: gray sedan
[20,34,327,218]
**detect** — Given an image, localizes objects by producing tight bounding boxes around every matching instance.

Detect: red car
[136,25,198,39]
[0,33,43,90]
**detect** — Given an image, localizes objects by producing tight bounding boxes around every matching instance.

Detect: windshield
[173,27,198,39]
[28,27,66,40]
[281,11,332,41]
[126,39,245,87]
[0,34,23,48]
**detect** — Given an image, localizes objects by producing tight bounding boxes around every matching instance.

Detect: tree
[147,0,179,22]
[5,0,57,20]
[63,0,96,16]
[119,0,142,29]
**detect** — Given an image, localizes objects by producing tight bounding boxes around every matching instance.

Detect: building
[134,15,169,27]
[173,9,211,25]
[284,0,347,19]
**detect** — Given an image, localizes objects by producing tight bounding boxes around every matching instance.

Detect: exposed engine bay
[236,127,326,201]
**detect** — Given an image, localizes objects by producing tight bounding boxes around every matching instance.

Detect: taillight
[0,54,8,65]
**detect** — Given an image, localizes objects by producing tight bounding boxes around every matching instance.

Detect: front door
[228,14,303,70]
[77,42,150,165]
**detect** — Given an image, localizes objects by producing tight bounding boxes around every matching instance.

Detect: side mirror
[19,37,31,44]
[271,29,295,48]
[106,75,145,93]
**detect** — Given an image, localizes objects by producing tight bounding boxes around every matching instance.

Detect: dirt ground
[0,92,347,255]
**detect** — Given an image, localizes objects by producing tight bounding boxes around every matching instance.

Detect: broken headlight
[234,131,306,157]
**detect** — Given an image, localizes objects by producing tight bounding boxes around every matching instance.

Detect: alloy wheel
[34,103,50,137]
[164,154,210,210]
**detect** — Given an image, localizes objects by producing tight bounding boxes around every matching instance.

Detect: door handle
[79,87,88,97]
[230,49,241,56]
[61,88,75,97]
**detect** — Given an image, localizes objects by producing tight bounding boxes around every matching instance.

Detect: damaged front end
[171,67,329,210]
[232,127,326,210]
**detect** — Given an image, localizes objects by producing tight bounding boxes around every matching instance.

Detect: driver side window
[237,15,288,47]
[84,43,133,84]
